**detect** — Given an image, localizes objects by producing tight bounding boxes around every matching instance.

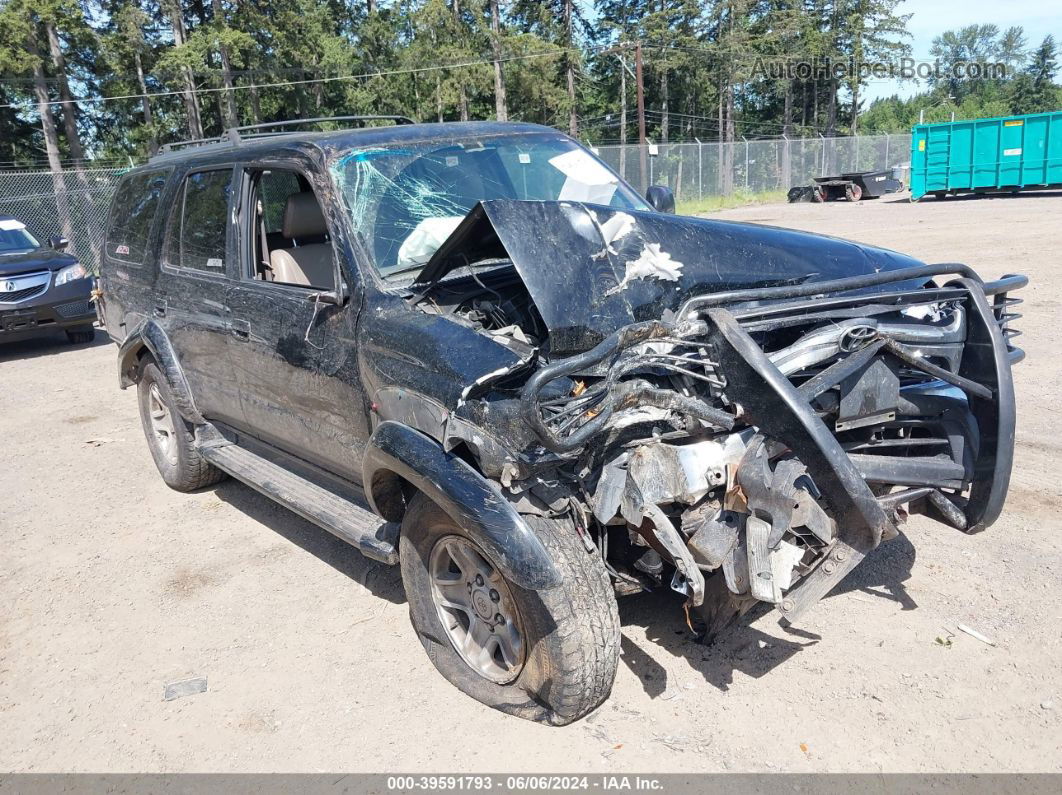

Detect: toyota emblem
[839,324,877,352]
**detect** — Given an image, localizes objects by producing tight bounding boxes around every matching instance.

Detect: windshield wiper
[382,262,432,281]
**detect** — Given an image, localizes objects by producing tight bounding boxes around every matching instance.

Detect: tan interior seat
[269,192,334,287]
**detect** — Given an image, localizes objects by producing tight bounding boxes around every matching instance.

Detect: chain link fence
[0,133,911,273]
[0,168,125,274]
[595,133,913,200]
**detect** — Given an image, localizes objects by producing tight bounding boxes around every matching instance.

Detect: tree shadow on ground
[212,478,406,605]
[617,531,917,696]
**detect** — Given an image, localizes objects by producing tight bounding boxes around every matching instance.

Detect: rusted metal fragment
[626,440,728,506]
[778,540,866,625]
[685,507,740,570]
[722,533,750,596]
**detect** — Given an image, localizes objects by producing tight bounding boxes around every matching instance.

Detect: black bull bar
[521,264,1026,624]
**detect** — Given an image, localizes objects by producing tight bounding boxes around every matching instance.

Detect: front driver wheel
[400,493,620,725]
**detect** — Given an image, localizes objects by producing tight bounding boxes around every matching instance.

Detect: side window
[105,169,170,264]
[163,168,233,274]
[245,167,334,290]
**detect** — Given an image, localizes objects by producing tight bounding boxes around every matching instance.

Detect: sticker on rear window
[115,244,130,255]
[206,257,223,270]
[445,156,459,167]
[518,153,531,164]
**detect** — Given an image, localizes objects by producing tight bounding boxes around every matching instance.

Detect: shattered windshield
[329,132,649,279]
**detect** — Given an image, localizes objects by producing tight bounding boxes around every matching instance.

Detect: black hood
[415,200,927,354]
[0,247,77,277]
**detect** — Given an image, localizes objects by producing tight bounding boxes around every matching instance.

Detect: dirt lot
[2,191,1060,773]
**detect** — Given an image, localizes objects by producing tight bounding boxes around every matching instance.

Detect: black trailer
[789,169,904,202]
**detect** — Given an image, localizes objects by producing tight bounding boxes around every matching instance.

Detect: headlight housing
[55,262,88,286]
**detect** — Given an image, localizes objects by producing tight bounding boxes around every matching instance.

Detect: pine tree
[1010,35,1060,114]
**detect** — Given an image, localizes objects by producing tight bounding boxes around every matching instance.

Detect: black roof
[142,120,562,171]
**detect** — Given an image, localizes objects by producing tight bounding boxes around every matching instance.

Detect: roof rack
[158,115,416,155]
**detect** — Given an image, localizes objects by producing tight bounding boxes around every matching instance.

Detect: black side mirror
[645,185,676,214]
[49,235,69,251]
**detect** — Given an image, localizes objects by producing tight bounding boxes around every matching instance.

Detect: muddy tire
[136,361,226,492]
[399,493,620,725]
[845,183,863,202]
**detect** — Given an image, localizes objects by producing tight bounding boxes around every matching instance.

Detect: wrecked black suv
[98,118,1025,725]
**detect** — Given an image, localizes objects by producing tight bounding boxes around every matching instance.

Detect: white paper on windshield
[0,219,27,231]
[397,216,466,268]
[549,149,619,205]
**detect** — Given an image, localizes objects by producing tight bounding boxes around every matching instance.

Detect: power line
[3,35,957,113]
[642,108,822,135]
[0,45,597,112]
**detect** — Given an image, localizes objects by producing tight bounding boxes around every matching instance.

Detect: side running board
[196,438,399,565]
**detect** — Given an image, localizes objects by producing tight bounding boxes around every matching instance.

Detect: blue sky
[862,0,1062,102]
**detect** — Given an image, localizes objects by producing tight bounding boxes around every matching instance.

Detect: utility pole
[489,0,507,121]
[636,42,647,191]
[617,51,627,180]
[565,0,577,137]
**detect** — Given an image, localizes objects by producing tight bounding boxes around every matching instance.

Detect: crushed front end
[509,265,1026,634]
[389,198,1026,639]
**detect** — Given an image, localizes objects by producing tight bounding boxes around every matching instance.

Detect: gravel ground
[1,191,1059,773]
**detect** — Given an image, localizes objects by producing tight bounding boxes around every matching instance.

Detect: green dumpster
[910,110,1062,200]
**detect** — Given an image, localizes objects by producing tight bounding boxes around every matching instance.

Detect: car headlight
[55,262,88,286]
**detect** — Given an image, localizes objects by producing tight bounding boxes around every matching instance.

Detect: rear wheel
[845,183,863,202]
[65,325,95,344]
[399,493,620,725]
[136,361,226,492]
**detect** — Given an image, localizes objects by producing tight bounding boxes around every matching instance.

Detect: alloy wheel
[428,535,526,684]
[147,382,179,467]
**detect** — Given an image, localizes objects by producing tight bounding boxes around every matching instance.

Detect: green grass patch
[676,189,789,216]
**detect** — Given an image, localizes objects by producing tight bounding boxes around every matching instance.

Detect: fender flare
[117,318,204,424]
[362,420,562,590]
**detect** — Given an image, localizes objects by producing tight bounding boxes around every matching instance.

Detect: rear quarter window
[105,169,171,265]
[162,169,233,274]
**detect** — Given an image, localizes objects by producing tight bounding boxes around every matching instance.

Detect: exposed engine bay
[414,263,546,350]
[395,196,1025,639]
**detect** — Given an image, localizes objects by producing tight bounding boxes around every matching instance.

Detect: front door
[154,165,244,428]
[226,162,369,482]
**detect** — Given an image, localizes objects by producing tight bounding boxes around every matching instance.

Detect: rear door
[99,168,171,340]
[153,165,244,428]
[225,160,369,482]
